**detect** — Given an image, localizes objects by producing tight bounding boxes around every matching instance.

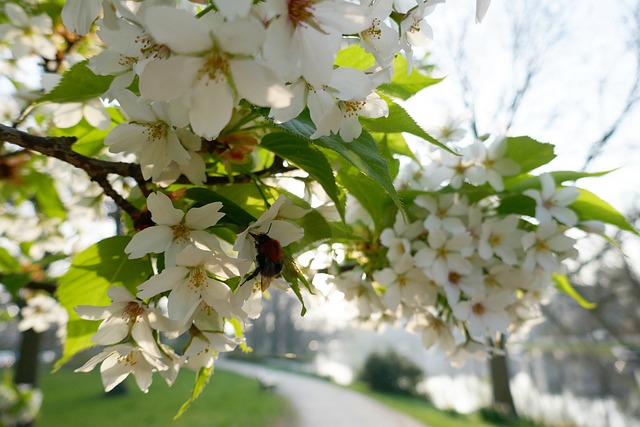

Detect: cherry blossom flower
[331,269,383,319]
[0,3,56,59]
[18,293,68,334]
[359,0,399,67]
[75,344,168,393]
[105,90,193,182]
[414,229,474,288]
[75,286,177,358]
[270,67,388,141]
[379,212,423,263]
[452,289,514,338]
[137,246,240,326]
[415,194,469,233]
[412,312,455,353]
[139,7,292,139]
[52,99,111,130]
[262,0,371,86]
[521,221,577,271]
[374,259,434,310]
[477,215,523,265]
[125,192,224,267]
[523,173,580,226]
[465,138,520,191]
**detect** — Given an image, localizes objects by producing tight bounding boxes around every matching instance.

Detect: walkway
[219,359,428,427]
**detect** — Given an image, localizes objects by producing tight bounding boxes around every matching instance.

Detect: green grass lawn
[37,367,294,427]
[348,382,548,427]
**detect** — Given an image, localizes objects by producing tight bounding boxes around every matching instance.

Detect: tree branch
[0,123,149,228]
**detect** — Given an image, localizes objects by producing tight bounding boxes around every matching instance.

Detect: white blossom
[524,173,580,226]
[125,192,224,267]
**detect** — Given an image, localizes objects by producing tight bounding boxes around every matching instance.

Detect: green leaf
[505,170,614,193]
[496,194,536,216]
[260,133,345,218]
[505,136,556,173]
[38,61,114,104]
[553,273,596,309]
[0,247,20,272]
[334,45,375,70]
[571,189,638,234]
[373,132,416,161]
[336,158,395,232]
[360,99,449,151]
[377,54,443,100]
[276,111,401,210]
[0,272,32,296]
[23,171,66,220]
[174,366,214,419]
[55,236,153,369]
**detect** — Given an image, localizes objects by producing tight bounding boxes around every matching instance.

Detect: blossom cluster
[330,136,595,365]
[55,0,473,184]
[74,193,305,392]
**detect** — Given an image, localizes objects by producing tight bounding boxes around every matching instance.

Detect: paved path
[219,359,428,427]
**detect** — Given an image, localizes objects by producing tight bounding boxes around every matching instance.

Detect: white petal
[143,7,212,54]
[329,68,373,101]
[139,56,200,101]
[231,59,292,108]
[148,192,183,225]
[83,100,111,130]
[92,317,129,344]
[185,202,224,229]
[62,0,101,35]
[168,283,201,325]
[53,103,83,128]
[124,225,173,258]
[213,0,252,20]
[104,123,144,154]
[137,267,188,299]
[299,26,341,87]
[189,76,234,139]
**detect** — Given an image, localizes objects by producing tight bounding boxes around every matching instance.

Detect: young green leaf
[360,99,450,151]
[571,188,638,234]
[377,54,443,100]
[553,273,596,309]
[38,61,114,104]
[174,366,214,419]
[505,136,556,173]
[334,45,376,70]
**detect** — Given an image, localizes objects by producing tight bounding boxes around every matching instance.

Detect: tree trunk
[489,334,518,418]
[14,328,42,427]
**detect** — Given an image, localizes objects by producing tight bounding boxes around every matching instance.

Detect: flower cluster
[330,136,592,364]
[75,193,305,392]
[53,0,488,184]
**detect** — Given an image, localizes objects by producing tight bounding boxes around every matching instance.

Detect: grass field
[36,367,294,427]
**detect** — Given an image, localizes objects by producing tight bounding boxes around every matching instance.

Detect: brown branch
[0,123,149,227]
